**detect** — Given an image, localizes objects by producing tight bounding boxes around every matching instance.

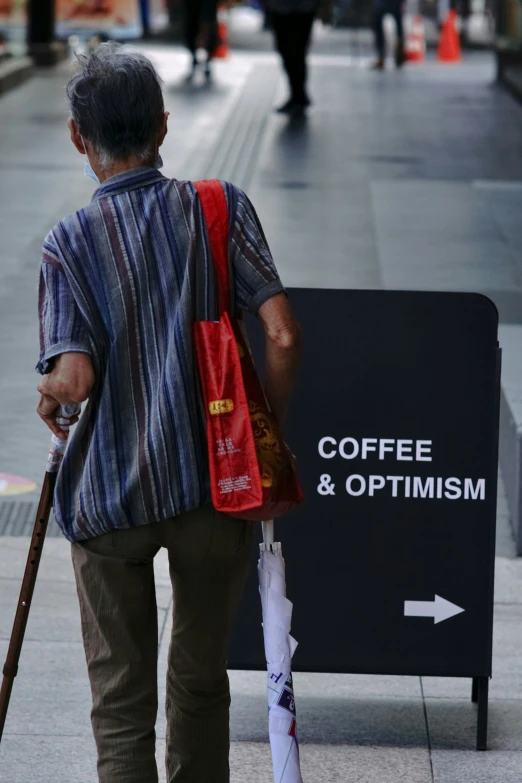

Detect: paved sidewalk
[1,42,522,782]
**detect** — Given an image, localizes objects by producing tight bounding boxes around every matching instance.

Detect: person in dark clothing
[266,0,319,115]
[373,0,405,69]
[183,0,219,80]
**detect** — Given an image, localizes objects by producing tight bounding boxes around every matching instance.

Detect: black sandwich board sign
[228,289,501,751]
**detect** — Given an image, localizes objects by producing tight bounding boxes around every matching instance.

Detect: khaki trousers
[71,505,253,783]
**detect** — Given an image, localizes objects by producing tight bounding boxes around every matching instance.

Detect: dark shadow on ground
[231,695,429,746]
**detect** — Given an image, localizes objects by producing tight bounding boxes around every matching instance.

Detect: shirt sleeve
[36,232,93,375]
[227,185,285,314]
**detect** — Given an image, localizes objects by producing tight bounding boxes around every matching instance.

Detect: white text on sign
[316,436,486,500]
[318,437,433,461]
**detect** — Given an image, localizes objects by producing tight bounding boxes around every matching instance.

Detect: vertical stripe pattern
[37,169,284,542]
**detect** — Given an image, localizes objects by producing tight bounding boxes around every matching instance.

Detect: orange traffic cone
[405,15,426,63]
[214,22,229,58]
[437,10,461,63]
[214,6,229,59]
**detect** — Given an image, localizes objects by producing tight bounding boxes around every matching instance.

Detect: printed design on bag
[249,402,282,488]
[277,686,296,716]
[209,399,234,415]
[218,475,252,494]
[216,437,241,457]
[288,718,297,737]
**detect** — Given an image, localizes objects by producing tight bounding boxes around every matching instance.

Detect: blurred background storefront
[0,0,497,53]
[0,1,518,95]
[1,0,143,57]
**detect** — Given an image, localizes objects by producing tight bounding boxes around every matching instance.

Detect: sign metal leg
[471,677,479,703]
[476,677,489,751]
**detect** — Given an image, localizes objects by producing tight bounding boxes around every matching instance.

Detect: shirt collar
[91,167,168,202]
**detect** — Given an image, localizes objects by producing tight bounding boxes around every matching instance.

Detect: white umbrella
[259,520,303,783]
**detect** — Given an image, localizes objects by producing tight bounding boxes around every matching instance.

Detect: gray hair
[66,43,164,169]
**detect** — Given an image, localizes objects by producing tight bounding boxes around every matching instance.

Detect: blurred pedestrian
[458,0,471,45]
[36,42,300,783]
[183,0,219,80]
[373,0,406,69]
[266,0,319,115]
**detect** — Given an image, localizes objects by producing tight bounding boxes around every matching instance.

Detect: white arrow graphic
[404,595,465,625]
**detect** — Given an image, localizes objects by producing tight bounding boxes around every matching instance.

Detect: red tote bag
[193,179,303,521]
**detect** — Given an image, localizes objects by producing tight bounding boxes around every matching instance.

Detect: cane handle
[46,404,81,473]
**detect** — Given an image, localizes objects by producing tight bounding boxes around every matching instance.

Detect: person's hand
[36,352,93,439]
[39,352,95,406]
[36,390,80,440]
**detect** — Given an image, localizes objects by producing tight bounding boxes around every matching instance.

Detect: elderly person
[36,44,300,783]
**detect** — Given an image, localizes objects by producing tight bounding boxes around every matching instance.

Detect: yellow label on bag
[209,399,234,415]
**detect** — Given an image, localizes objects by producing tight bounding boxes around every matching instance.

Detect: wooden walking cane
[0,404,80,742]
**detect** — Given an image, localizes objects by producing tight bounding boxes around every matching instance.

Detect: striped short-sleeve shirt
[37,168,284,542]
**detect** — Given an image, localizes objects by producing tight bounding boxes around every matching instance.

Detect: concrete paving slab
[0,536,172,604]
[0,735,98,783]
[265,229,381,290]
[0,590,167,648]
[425,698,522,751]
[421,675,476,701]
[493,603,522,657]
[372,176,522,294]
[229,669,423,700]
[232,694,428,746]
[0,579,82,643]
[494,557,522,604]
[498,324,522,553]
[0,638,92,737]
[378,233,522,292]
[431,749,522,783]
[0,733,434,782]
[479,187,522,251]
[0,575,170,641]
[0,537,76,582]
[373,180,498,241]
[253,190,376,235]
[1,736,170,783]
[0,57,34,97]
[230,742,433,783]
[422,604,522,700]
[497,512,518,558]
[229,742,274,783]
[421,660,522,701]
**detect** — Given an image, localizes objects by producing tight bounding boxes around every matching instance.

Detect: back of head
[66,43,165,169]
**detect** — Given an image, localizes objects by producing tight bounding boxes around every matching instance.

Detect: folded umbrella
[259,520,303,783]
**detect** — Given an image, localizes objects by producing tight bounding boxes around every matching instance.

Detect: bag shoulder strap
[194,179,230,316]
